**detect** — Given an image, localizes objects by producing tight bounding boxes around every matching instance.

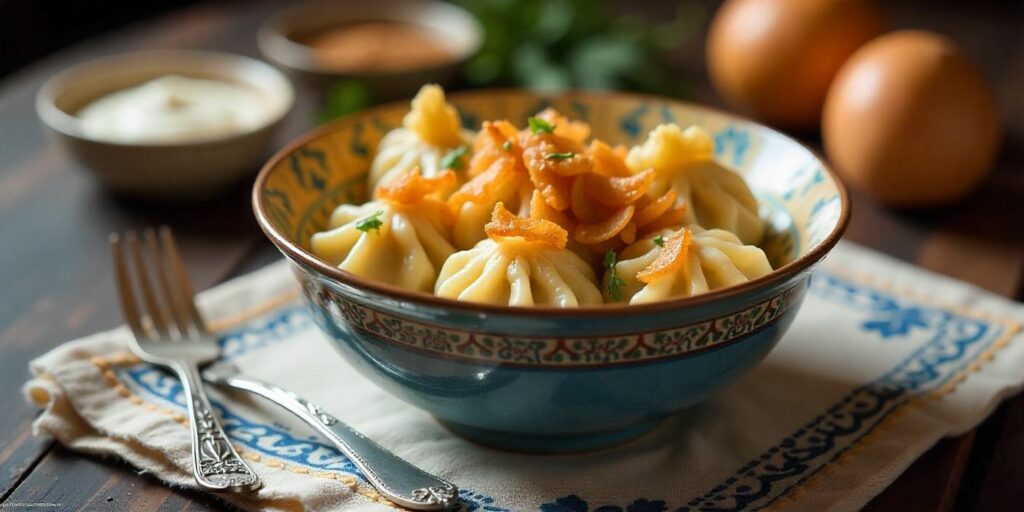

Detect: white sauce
[77,75,270,143]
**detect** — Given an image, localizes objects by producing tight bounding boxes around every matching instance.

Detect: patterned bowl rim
[253,88,850,317]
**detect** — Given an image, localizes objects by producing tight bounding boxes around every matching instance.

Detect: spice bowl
[258,0,482,101]
[36,50,293,200]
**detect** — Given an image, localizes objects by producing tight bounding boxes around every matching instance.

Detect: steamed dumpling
[449,120,533,249]
[368,85,475,192]
[626,124,764,244]
[436,203,602,307]
[605,226,772,304]
[311,169,457,292]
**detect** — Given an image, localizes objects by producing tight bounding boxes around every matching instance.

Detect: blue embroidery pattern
[541,494,668,512]
[678,272,1002,511]
[115,270,1007,512]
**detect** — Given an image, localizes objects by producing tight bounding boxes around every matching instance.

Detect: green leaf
[603,249,625,301]
[528,116,556,135]
[544,152,575,161]
[440,146,469,170]
[653,235,665,247]
[355,211,384,234]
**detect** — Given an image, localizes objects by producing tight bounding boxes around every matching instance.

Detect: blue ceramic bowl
[253,90,850,452]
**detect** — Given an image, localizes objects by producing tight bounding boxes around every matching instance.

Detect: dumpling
[604,226,772,304]
[448,120,533,249]
[368,85,476,193]
[626,123,764,245]
[311,169,457,292]
[436,203,603,307]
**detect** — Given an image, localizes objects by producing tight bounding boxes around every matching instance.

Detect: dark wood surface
[1,1,1022,510]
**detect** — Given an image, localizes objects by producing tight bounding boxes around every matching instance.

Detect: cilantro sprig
[653,235,665,247]
[544,151,575,161]
[528,117,555,135]
[440,146,469,170]
[355,210,384,234]
[603,249,625,301]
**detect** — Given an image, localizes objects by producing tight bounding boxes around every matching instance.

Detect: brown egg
[707,0,884,129]
[822,30,1001,206]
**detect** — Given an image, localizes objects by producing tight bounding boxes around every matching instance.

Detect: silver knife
[203,363,459,510]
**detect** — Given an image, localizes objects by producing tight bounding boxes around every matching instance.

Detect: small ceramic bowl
[253,90,850,453]
[258,0,482,101]
[37,50,293,200]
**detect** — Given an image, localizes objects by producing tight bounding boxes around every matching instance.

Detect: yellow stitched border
[763,265,1024,510]
[89,288,399,509]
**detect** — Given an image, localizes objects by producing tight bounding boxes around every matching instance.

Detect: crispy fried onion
[376,167,456,204]
[637,227,693,284]
[485,202,568,248]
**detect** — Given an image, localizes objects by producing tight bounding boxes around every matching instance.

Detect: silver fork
[203,363,460,510]
[110,227,261,493]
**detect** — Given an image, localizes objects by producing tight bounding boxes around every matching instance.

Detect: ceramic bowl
[253,90,849,453]
[258,0,482,101]
[37,50,293,200]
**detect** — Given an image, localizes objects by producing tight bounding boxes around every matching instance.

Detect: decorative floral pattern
[299,275,804,368]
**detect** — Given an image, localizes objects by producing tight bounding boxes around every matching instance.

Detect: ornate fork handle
[212,372,458,510]
[177,363,261,492]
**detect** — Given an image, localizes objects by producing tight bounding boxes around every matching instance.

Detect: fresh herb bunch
[455,0,702,94]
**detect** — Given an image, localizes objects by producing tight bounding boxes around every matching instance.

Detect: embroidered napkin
[24,241,1024,512]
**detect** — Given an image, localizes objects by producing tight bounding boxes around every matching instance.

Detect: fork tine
[159,226,208,334]
[127,230,170,338]
[143,227,192,338]
[110,233,148,340]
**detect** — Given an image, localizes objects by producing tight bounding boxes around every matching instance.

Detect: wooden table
[1,1,1022,510]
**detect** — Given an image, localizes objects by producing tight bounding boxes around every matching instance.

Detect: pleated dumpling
[448,120,534,249]
[311,169,457,292]
[435,203,602,307]
[626,124,764,245]
[604,226,773,304]
[368,85,476,192]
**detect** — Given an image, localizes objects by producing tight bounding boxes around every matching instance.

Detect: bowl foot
[438,419,662,454]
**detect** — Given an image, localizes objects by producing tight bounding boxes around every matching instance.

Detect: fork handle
[214,374,458,510]
[176,363,262,493]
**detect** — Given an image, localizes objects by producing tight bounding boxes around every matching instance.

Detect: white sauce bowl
[37,50,294,200]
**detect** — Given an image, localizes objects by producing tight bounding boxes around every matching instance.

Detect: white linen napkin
[24,241,1024,512]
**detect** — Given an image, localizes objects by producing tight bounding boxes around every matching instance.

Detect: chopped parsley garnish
[528,117,555,135]
[544,152,575,161]
[603,250,625,301]
[440,145,468,170]
[653,235,665,247]
[502,140,513,151]
[355,210,384,234]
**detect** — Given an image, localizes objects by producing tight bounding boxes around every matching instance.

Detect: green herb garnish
[544,151,575,161]
[355,211,384,234]
[440,146,469,170]
[528,117,555,135]
[603,249,625,301]
[653,235,665,247]
[502,140,513,151]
